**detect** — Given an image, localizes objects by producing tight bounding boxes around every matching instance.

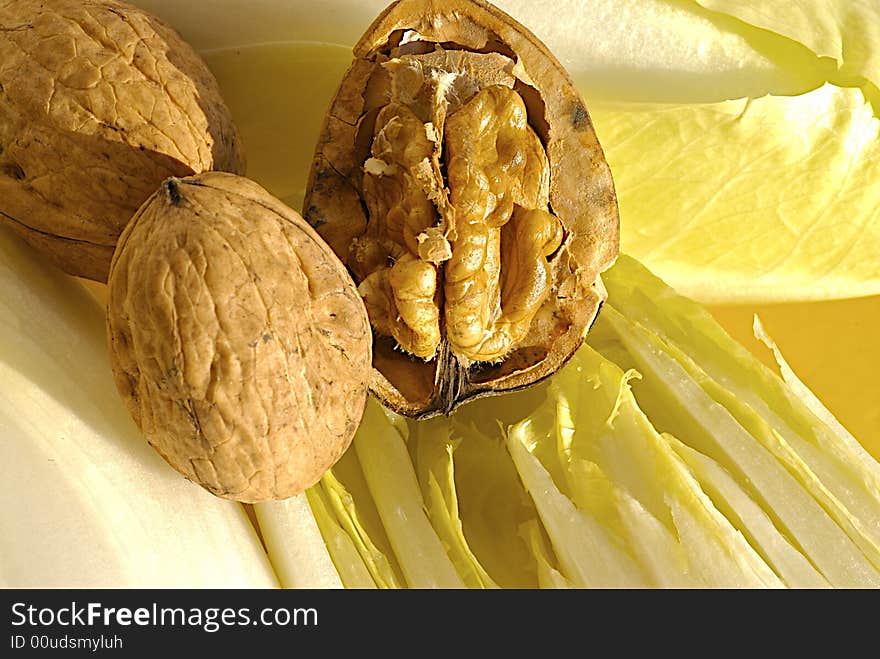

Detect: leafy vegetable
[288,253,880,589]
[547,347,781,587]
[603,256,880,572]
[0,228,278,588]
[428,410,549,588]
[753,315,880,467]
[691,0,880,90]
[309,467,402,589]
[304,484,380,589]
[668,436,830,588]
[520,519,573,588]
[592,256,880,587]
[497,0,817,102]
[353,401,466,588]
[595,306,880,587]
[591,84,880,302]
[255,495,343,588]
[409,418,498,588]
[507,421,649,588]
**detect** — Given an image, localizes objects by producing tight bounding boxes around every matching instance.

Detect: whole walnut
[0,0,244,282]
[107,173,372,503]
[304,0,620,417]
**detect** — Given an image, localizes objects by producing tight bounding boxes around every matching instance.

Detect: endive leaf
[595,305,880,587]
[410,419,498,588]
[254,495,343,588]
[667,435,830,588]
[692,0,880,90]
[311,470,401,589]
[658,334,880,572]
[153,0,814,103]
[494,0,816,101]
[614,491,695,588]
[304,486,378,589]
[0,228,277,588]
[553,348,782,588]
[592,83,880,302]
[707,298,880,460]
[603,256,880,571]
[507,421,649,588]
[520,519,573,589]
[753,314,878,458]
[443,414,550,588]
[353,401,466,588]
[604,295,880,573]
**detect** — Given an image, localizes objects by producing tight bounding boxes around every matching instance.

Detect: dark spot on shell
[571,103,589,130]
[262,333,272,343]
[1,162,25,180]
[307,210,327,229]
[164,178,182,205]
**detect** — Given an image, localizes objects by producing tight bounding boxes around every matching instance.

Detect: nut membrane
[0,0,244,282]
[304,0,620,416]
[107,173,372,503]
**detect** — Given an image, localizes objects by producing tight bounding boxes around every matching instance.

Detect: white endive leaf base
[0,228,279,588]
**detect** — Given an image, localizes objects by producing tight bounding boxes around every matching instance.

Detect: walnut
[107,173,372,503]
[304,0,619,417]
[0,0,244,282]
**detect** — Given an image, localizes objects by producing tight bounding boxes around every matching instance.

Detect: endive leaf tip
[605,368,642,429]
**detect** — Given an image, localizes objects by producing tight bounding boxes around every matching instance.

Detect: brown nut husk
[107,172,372,503]
[0,0,244,282]
[304,0,619,417]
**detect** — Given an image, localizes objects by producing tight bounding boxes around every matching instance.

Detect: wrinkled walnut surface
[0,0,244,282]
[305,0,619,417]
[107,172,372,503]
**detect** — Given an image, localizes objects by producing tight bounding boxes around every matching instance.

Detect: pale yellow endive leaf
[693,0,880,89]
[139,0,812,103]
[495,0,815,101]
[592,83,880,302]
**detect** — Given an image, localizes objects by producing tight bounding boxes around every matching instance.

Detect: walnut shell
[0,0,244,282]
[304,0,619,417]
[107,172,372,503]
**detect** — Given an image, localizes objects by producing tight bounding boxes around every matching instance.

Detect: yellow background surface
[709,298,880,460]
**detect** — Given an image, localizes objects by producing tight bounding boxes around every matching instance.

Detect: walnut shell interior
[304,0,619,417]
